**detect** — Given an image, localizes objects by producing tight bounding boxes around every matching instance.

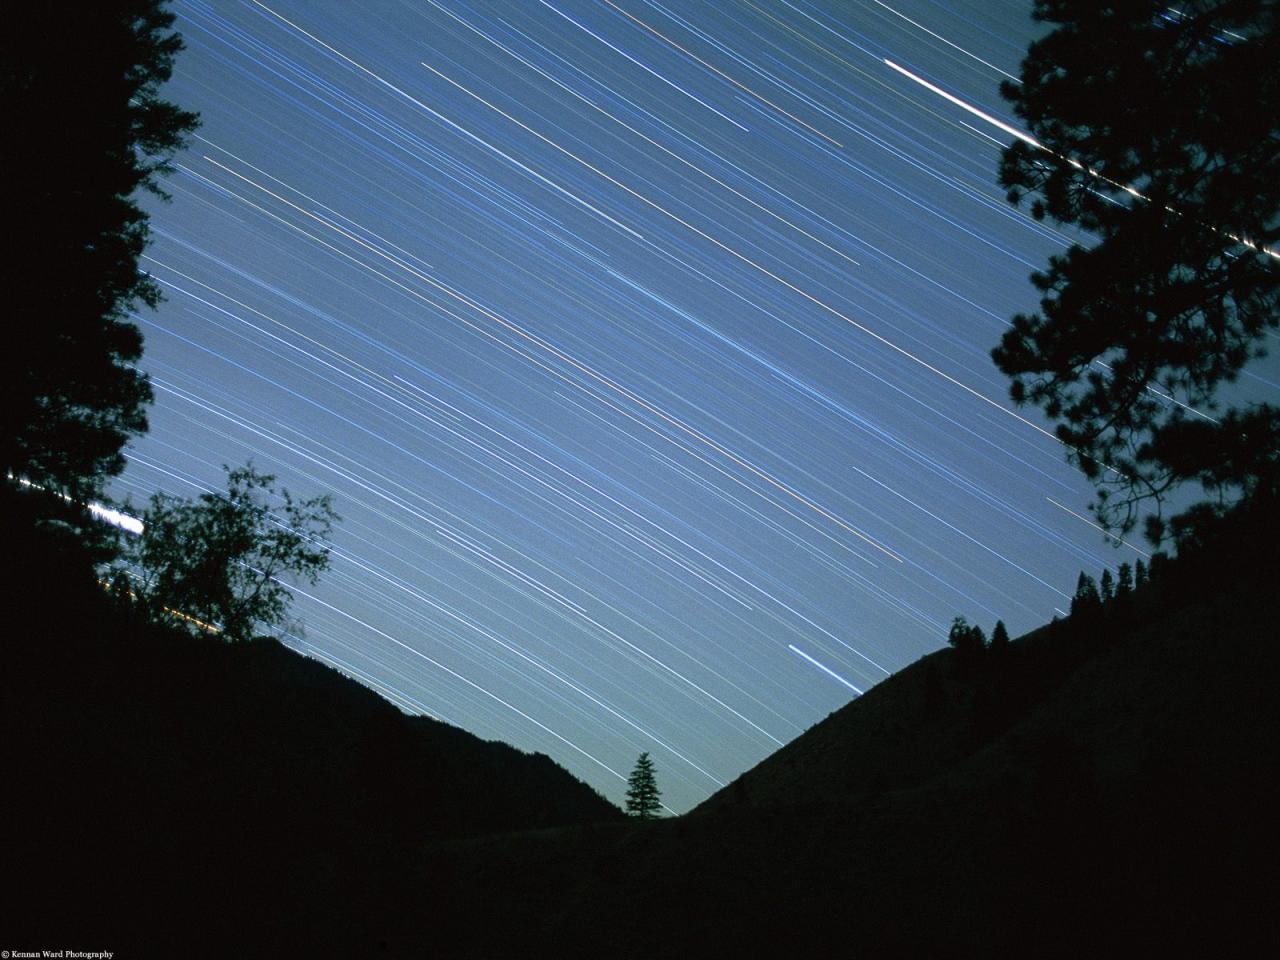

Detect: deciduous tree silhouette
[116,464,337,640]
[947,615,987,663]
[625,752,662,820]
[2,2,198,550]
[993,0,1279,541]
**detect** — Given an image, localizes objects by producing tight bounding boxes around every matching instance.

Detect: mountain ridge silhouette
[5,489,1277,956]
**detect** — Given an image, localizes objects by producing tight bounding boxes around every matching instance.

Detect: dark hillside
[694,644,977,812]
[403,497,1280,958]
[2,493,621,954]
[5,491,1277,957]
[699,496,1280,818]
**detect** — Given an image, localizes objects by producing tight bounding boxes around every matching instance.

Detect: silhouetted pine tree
[1135,559,1149,589]
[625,752,662,820]
[3,2,198,558]
[1100,569,1115,603]
[990,620,1010,654]
[1071,573,1101,618]
[993,0,1280,543]
[1116,563,1133,599]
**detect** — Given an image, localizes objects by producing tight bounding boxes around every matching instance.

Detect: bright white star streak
[788,644,864,695]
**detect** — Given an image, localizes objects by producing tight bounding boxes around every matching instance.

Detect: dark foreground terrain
[5,493,1278,957]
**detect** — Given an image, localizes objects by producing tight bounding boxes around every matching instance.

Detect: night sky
[113,0,1227,814]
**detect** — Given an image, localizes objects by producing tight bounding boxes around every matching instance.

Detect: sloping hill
[6,493,1277,957]
[697,497,1280,823]
[399,500,1280,958]
[2,501,621,953]
[694,644,978,813]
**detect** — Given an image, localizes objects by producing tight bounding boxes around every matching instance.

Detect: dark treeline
[947,490,1279,748]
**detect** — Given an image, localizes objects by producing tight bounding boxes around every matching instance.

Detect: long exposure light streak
[536,0,750,132]
[417,59,1060,445]
[1046,498,1151,559]
[422,0,862,270]
[197,149,904,563]
[601,0,842,146]
[868,0,1021,82]
[883,58,1040,148]
[885,56,1280,260]
[788,644,864,695]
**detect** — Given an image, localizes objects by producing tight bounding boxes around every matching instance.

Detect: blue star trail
[110,0,1266,814]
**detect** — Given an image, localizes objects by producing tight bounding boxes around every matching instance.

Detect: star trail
[111,0,1209,813]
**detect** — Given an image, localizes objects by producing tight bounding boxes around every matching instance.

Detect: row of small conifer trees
[1067,553,1168,618]
[949,551,1172,658]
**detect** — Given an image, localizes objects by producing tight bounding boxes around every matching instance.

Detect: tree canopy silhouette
[1071,572,1102,618]
[2,2,198,547]
[1116,562,1134,599]
[994,0,1279,541]
[625,752,662,820]
[947,615,987,660]
[115,464,338,640]
[990,619,1011,653]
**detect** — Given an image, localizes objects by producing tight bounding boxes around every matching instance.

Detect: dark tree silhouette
[1100,569,1115,604]
[1071,573,1101,618]
[625,752,662,820]
[994,0,1279,541]
[1116,563,1134,599]
[2,2,198,548]
[970,623,987,650]
[1135,558,1149,589]
[947,616,987,661]
[990,619,1011,653]
[1149,552,1171,583]
[115,464,338,640]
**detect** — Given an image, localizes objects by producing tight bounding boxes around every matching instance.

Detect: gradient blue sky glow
[112,0,1259,813]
